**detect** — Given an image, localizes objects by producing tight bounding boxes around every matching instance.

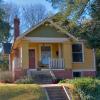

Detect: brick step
[46,86,68,100]
[30,72,53,84]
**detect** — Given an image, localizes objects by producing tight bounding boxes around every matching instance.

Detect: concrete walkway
[41,84,71,100]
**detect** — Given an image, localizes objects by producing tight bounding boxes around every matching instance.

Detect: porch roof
[24,37,68,43]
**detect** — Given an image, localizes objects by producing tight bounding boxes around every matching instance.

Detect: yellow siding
[11,39,94,70]
[62,41,72,69]
[72,46,94,70]
[52,44,58,58]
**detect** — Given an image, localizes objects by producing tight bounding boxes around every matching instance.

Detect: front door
[29,49,35,69]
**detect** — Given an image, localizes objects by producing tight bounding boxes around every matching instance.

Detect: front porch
[11,37,73,80]
[25,41,65,70]
[20,39,65,69]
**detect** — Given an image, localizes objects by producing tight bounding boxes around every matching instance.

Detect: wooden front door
[29,49,35,69]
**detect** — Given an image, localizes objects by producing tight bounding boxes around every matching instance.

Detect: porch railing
[49,58,64,69]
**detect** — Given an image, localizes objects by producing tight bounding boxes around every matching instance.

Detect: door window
[41,46,51,64]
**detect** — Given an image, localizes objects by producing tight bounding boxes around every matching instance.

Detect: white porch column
[58,44,62,58]
[62,41,72,69]
[22,40,29,69]
[9,55,11,70]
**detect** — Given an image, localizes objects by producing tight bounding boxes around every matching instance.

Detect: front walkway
[27,70,71,100]
[41,84,71,100]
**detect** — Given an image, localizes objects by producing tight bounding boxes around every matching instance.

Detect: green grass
[60,77,100,100]
[0,84,47,100]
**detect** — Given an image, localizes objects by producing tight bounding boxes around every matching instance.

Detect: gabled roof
[3,43,12,54]
[17,16,78,41]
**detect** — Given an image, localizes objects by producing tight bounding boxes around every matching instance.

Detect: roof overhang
[24,37,69,43]
[17,18,78,41]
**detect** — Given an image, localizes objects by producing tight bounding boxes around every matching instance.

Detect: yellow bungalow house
[10,16,96,80]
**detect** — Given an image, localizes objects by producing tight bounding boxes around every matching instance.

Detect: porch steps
[28,70,53,84]
[45,86,69,100]
[33,73,53,84]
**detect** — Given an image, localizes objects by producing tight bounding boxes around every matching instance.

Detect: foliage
[96,49,100,71]
[77,21,100,49]
[0,71,12,83]
[15,76,33,84]
[77,0,100,49]
[0,84,47,100]
[0,57,9,71]
[60,78,100,100]
[46,0,89,21]
[0,1,11,44]
[0,20,10,43]
[90,0,100,20]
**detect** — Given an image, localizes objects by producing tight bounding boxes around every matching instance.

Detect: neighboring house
[2,43,12,70]
[10,16,96,80]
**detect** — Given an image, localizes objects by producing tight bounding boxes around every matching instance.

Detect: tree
[22,4,48,28]
[78,0,100,49]
[0,0,10,45]
[75,0,100,71]
[2,3,19,25]
[46,0,89,21]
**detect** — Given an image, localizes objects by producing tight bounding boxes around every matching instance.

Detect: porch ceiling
[24,37,68,43]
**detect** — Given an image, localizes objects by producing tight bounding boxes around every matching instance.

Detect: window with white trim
[72,44,83,63]
[41,46,51,65]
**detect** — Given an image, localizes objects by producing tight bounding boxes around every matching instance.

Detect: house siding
[72,47,95,70]
[26,25,68,38]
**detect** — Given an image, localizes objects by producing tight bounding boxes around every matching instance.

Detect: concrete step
[46,86,68,100]
[28,70,53,84]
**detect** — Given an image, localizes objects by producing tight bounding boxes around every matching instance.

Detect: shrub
[60,77,100,100]
[0,71,13,83]
[0,60,9,71]
[15,76,33,84]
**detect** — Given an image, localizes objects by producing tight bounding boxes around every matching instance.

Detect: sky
[4,0,54,12]
[3,0,57,33]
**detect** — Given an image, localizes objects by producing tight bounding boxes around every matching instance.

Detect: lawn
[0,84,47,100]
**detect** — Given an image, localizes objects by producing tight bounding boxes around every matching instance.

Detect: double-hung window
[72,44,83,63]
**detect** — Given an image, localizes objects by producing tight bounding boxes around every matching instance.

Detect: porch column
[22,40,29,70]
[9,55,11,70]
[62,41,72,69]
[58,44,62,58]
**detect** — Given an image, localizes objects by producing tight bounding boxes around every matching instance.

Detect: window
[73,72,81,77]
[41,46,51,65]
[72,44,83,62]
